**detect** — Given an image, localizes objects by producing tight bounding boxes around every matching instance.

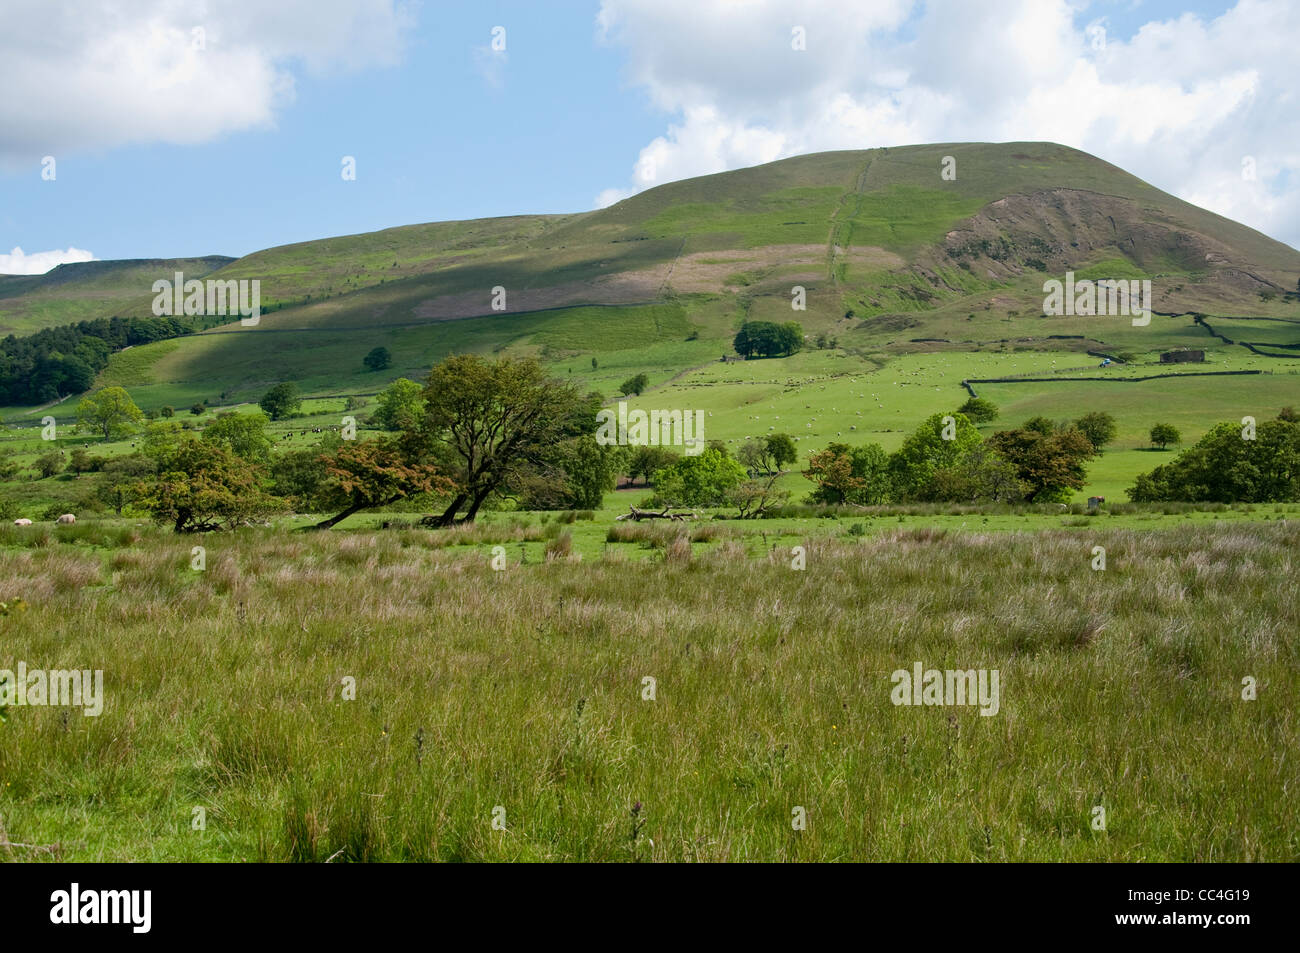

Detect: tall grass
[0,522,1295,861]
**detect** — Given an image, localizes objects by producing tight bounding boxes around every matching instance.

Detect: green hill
[0,256,233,335]
[4,141,1300,501]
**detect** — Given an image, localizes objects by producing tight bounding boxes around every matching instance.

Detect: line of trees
[0,315,196,404]
[1129,411,1300,502]
[803,408,1113,505]
[83,355,623,531]
[15,362,1300,529]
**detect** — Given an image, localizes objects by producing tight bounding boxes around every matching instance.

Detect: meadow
[0,516,1295,861]
[3,141,1300,862]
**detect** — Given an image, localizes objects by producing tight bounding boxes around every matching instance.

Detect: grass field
[0,516,1295,861]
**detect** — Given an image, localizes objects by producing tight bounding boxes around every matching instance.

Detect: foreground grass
[0,520,1295,861]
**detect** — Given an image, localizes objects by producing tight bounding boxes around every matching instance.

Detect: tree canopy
[733,321,803,358]
[259,382,301,421]
[136,436,282,532]
[77,386,144,441]
[414,354,599,526]
[1129,417,1300,502]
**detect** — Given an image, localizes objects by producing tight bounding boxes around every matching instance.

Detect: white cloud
[595,187,635,209]
[594,0,1300,249]
[0,0,416,163]
[0,246,96,275]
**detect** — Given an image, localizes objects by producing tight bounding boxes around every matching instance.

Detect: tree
[764,433,797,471]
[312,437,449,529]
[160,405,175,418]
[141,419,185,458]
[372,378,424,431]
[728,476,790,518]
[957,397,1000,424]
[733,320,803,358]
[415,355,596,526]
[888,413,983,501]
[927,446,1026,503]
[1150,423,1181,450]
[77,386,144,441]
[1129,418,1300,503]
[1279,407,1300,423]
[202,411,274,463]
[626,446,679,486]
[136,437,283,532]
[66,449,100,474]
[1074,412,1118,452]
[986,425,1096,502]
[363,347,392,371]
[270,445,332,509]
[190,404,205,416]
[259,382,301,421]
[729,435,796,517]
[34,451,63,478]
[804,443,892,505]
[514,439,624,510]
[619,373,649,397]
[96,454,154,515]
[1023,416,1057,436]
[652,448,747,507]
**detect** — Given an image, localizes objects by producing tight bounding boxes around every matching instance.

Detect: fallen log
[615,505,694,522]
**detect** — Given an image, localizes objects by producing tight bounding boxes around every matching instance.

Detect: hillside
[0,256,233,335]
[3,141,1300,501]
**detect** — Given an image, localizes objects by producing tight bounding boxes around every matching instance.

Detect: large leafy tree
[77,386,144,441]
[1073,411,1118,452]
[887,413,983,501]
[626,446,679,486]
[312,437,450,529]
[1150,423,1181,450]
[986,424,1096,502]
[733,321,803,358]
[804,442,892,505]
[729,435,797,517]
[259,382,301,421]
[652,447,747,507]
[926,446,1026,503]
[96,454,154,515]
[137,437,283,532]
[363,346,393,371]
[618,373,649,397]
[740,433,798,475]
[414,355,597,526]
[372,378,425,431]
[202,411,274,463]
[514,439,625,510]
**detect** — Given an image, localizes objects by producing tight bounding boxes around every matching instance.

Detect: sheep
[56,514,76,525]
[13,518,33,526]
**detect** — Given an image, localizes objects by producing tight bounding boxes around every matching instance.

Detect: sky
[1,0,1297,274]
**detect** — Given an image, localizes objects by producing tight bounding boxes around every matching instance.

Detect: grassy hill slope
[3,142,1300,502]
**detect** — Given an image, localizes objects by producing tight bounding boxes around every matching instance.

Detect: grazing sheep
[13,518,32,526]
[56,514,76,525]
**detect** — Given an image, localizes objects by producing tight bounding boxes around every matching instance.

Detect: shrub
[544,532,573,561]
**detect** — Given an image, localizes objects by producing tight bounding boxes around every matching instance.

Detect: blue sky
[5,0,1296,272]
